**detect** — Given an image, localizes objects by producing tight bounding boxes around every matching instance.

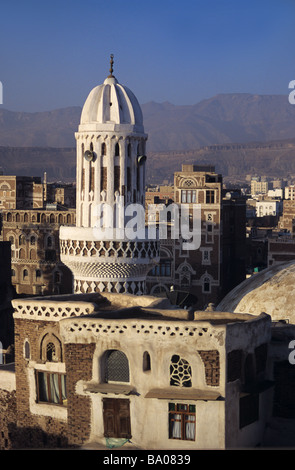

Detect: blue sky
[0,0,294,111]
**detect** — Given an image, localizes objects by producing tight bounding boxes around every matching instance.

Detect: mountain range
[0,93,295,183]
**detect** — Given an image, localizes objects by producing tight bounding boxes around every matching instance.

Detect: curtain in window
[50,374,60,404]
[61,375,67,404]
[38,372,49,402]
[171,414,182,439]
[185,415,195,440]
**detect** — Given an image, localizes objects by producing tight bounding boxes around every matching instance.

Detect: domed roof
[78,58,144,134]
[216,260,295,323]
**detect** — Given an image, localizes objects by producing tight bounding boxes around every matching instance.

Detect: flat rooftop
[12,292,266,325]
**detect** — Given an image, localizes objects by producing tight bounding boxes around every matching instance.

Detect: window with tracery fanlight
[180,265,190,286]
[183,179,194,187]
[170,355,192,387]
[46,342,58,362]
[40,333,62,363]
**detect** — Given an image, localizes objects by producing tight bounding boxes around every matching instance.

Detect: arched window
[36,269,41,280]
[170,355,192,387]
[115,142,120,157]
[46,342,58,362]
[40,333,63,363]
[30,236,36,245]
[177,261,196,287]
[105,350,129,383]
[24,340,30,360]
[29,249,36,260]
[203,276,211,293]
[23,269,29,280]
[47,236,53,248]
[9,236,15,257]
[19,234,26,246]
[101,142,106,156]
[143,351,151,372]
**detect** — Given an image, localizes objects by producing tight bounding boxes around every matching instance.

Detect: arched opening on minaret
[114,165,120,193]
[127,143,131,158]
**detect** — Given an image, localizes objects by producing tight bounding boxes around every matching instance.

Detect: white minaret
[60,56,159,295]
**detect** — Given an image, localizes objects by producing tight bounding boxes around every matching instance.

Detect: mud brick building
[146,165,246,309]
[3,292,273,449]
[0,176,44,211]
[0,241,14,349]
[0,208,75,296]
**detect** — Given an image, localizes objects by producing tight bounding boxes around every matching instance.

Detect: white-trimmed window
[202,276,211,293]
[201,247,212,265]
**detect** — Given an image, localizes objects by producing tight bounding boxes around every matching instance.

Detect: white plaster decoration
[12,297,96,321]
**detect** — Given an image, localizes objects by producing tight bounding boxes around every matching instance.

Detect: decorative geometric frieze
[74,279,145,295]
[60,238,159,260]
[12,299,96,321]
[59,317,214,344]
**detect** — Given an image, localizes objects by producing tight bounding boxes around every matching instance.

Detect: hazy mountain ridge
[0,93,295,183]
[1,137,295,185]
[0,93,294,151]
[146,138,295,183]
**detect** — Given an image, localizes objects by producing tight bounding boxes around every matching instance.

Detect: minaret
[59,56,159,295]
[43,171,47,206]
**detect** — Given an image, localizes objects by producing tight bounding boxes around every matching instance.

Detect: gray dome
[216,260,295,323]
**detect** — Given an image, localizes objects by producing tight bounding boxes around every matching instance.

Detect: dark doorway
[103,398,131,439]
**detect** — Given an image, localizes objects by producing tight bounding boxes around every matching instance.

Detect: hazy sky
[0,0,294,112]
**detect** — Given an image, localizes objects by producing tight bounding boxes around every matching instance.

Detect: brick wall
[13,318,68,448]
[198,350,220,386]
[65,342,95,446]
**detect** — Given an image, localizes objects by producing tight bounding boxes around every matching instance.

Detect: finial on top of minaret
[108,54,114,77]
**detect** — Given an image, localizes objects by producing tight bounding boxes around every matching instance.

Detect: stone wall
[0,388,16,449]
